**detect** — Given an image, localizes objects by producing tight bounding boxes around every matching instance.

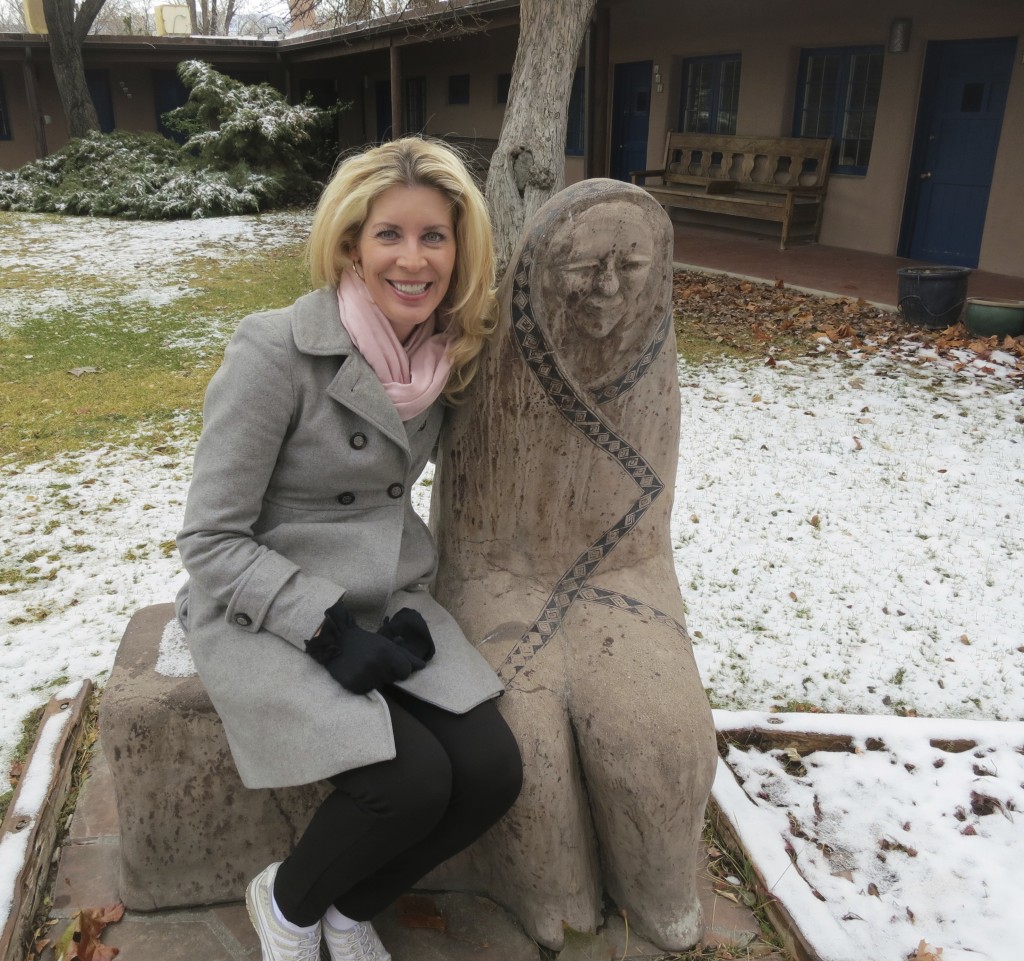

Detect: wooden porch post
[389,39,402,139]
[22,48,49,161]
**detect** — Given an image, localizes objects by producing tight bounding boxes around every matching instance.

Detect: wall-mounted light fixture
[653,63,663,94]
[888,18,912,54]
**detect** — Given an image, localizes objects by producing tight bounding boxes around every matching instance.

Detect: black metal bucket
[897,266,971,329]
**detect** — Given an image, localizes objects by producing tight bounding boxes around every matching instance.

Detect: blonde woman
[176,138,523,961]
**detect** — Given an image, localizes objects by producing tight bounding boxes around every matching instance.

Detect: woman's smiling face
[354,184,457,341]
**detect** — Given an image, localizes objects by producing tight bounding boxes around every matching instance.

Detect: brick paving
[671,221,1024,308]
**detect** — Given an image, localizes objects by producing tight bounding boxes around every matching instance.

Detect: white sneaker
[245,862,321,961]
[321,918,391,961]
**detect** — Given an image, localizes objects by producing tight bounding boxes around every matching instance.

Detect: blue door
[610,60,651,181]
[900,38,1015,267]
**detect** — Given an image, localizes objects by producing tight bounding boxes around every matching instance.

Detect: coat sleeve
[177,311,344,648]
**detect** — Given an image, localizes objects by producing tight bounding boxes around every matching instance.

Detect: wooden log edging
[0,680,93,961]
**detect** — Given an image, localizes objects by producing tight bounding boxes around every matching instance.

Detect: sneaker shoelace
[291,928,320,961]
[327,923,384,961]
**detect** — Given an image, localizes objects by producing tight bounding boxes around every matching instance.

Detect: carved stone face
[545,201,655,340]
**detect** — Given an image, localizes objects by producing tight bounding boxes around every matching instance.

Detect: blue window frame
[679,54,740,134]
[448,74,470,105]
[794,45,884,175]
[565,67,585,156]
[0,74,11,140]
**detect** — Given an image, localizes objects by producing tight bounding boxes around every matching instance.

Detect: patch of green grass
[0,237,308,464]
[772,698,827,714]
[675,313,756,365]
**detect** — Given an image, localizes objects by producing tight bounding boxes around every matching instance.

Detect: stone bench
[98,603,330,910]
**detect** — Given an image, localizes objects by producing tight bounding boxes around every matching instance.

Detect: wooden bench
[631,132,832,249]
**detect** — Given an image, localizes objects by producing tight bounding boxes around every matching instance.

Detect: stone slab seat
[99,603,331,911]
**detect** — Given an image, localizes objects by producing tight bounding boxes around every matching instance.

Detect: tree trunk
[485,0,595,278]
[41,0,107,139]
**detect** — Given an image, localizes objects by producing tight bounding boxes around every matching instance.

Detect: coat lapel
[290,287,410,457]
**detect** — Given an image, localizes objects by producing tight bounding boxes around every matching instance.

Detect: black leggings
[273,687,523,927]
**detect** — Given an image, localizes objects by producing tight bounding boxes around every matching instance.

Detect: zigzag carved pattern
[498,240,674,685]
[591,311,672,406]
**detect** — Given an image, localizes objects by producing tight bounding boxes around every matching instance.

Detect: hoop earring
[352,259,364,280]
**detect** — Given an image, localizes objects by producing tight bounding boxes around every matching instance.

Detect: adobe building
[1,0,1022,278]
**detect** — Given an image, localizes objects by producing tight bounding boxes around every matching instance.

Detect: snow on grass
[1,440,192,788]
[674,354,1024,720]
[0,210,310,326]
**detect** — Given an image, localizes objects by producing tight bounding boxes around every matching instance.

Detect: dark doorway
[85,70,115,133]
[610,60,651,181]
[376,80,392,142]
[152,70,190,143]
[405,77,426,134]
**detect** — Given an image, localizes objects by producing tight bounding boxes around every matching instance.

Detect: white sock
[271,888,319,937]
[323,905,358,931]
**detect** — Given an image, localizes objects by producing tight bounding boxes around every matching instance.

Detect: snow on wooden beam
[0,680,92,961]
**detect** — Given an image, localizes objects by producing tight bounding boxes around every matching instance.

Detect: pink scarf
[336,268,454,421]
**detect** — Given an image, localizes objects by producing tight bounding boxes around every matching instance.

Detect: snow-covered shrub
[165,60,340,191]
[0,62,343,219]
[0,132,273,217]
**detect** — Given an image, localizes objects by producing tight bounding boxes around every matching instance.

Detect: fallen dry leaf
[59,902,125,961]
[672,271,1023,379]
[908,939,944,960]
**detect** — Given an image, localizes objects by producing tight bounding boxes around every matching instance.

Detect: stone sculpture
[428,178,718,951]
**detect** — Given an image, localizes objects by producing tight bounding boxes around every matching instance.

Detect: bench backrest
[662,132,832,191]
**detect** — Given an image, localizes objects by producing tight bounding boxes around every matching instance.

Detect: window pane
[448,74,470,105]
[681,56,741,134]
[683,61,713,132]
[796,46,882,175]
[717,59,740,134]
[799,54,839,138]
[565,68,585,155]
[839,52,882,172]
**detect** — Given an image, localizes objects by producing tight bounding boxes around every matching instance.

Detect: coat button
[338,492,355,505]
[388,483,404,499]
[350,432,367,450]
[234,613,252,627]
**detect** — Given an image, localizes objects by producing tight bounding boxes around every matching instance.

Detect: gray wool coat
[175,287,503,789]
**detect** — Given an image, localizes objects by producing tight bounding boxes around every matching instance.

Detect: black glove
[379,608,436,664]
[306,599,425,695]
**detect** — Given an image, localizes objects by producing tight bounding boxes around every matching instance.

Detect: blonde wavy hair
[308,137,497,400]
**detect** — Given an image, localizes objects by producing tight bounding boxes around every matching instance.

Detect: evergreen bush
[0,62,344,219]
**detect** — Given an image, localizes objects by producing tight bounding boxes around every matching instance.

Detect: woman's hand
[379,608,436,663]
[306,599,426,695]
